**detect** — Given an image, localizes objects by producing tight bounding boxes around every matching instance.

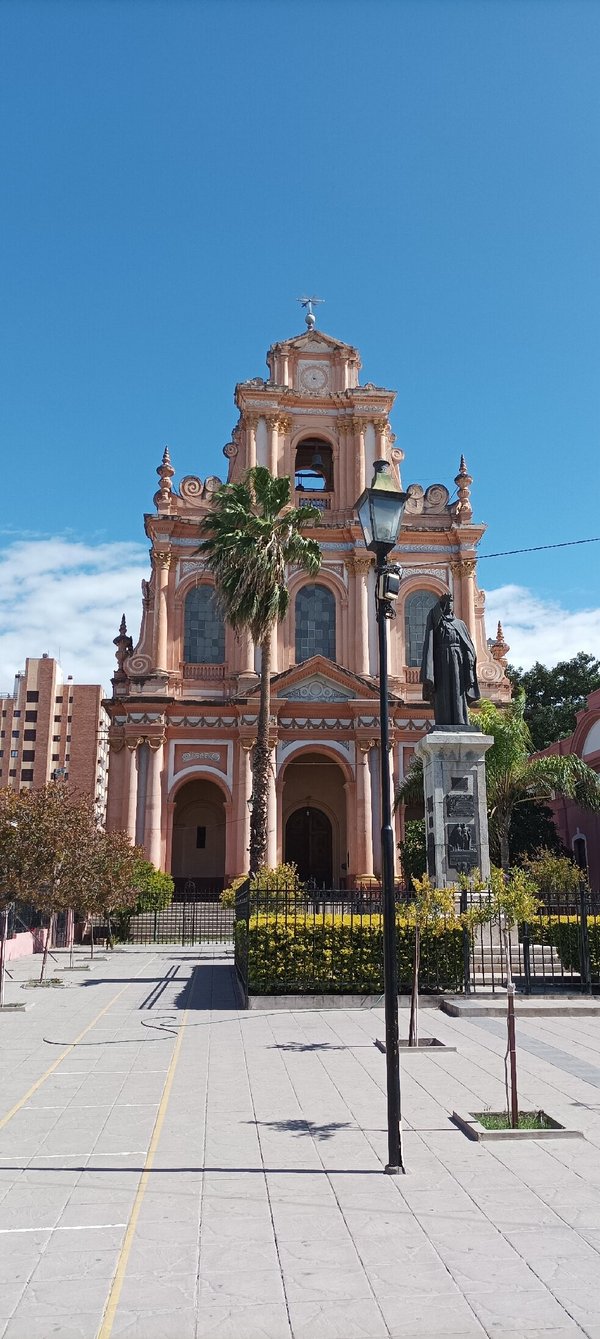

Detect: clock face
[299,363,329,392]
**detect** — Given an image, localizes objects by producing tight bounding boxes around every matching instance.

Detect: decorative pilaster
[352,417,366,496]
[455,558,477,639]
[374,417,389,461]
[356,741,376,879]
[347,553,373,676]
[267,757,277,868]
[266,415,280,475]
[125,739,140,843]
[144,737,165,868]
[246,413,258,468]
[152,551,171,672]
[239,741,254,873]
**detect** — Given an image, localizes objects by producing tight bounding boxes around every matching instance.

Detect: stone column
[355,741,375,879]
[246,414,258,468]
[239,741,253,874]
[267,754,277,868]
[106,737,127,832]
[125,740,140,844]
[237,628,255,676]
[144,737,164,869]
[375,417,389,461]
[456,559,477,640]
[353,418,366,496]
[267,416,279,476]
[348,553,372,676]
[152,551,171,672]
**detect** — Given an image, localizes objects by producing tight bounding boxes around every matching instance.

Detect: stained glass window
[405,590,438,667]
[295,584,336,662]
[184,587,225,664]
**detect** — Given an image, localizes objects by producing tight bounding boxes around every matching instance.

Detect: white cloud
[485,584,600,671]
[0,541,598,691]
[0,538,149,691]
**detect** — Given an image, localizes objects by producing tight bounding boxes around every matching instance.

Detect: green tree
[11,784,99,980]
[395,694,600,872]
[476,695,600,872]
[111,856,174,940]
[507,653,600,750]
[398,818,426,890]
[199,467,321,874]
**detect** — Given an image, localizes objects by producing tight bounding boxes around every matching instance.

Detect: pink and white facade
[105,325,510,890]
[537,687,600,892]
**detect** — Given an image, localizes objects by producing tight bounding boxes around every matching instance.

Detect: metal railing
[233,881,600,1001]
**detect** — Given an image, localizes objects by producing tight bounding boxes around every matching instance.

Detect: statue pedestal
[415,729,494,887]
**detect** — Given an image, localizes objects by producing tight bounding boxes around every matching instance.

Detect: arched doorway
[285,807,333,888]
[282,752,348,888]
[171,778,226,898]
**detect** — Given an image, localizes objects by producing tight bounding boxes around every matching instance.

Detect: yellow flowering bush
[239,910,465,995]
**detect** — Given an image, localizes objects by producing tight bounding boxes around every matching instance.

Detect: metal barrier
[127,901,234,945]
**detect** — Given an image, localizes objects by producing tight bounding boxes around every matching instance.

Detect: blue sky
[1,0,599,686]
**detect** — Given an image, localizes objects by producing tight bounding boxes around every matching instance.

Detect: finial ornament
[155,446,175,511]
[454,454,473,520]
[297,296,324,330]
[490,620,510,666]
[112,614,134,687]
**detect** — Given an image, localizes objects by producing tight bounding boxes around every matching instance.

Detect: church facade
[105,324,511,891]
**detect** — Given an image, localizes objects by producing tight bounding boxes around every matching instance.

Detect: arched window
[294,438,333,493]
[404,590,439,668]
[295,584,336,662]
[184,587,225,664]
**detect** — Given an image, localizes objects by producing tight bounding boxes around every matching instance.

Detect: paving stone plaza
[2,948,600,1338]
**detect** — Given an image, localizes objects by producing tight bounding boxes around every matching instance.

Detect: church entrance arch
[281,751,348,888]
[171,778,226,898]
[285,807,333,889]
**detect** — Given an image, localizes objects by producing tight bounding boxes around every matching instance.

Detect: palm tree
[396,694,600,871]
[198,467,321,874]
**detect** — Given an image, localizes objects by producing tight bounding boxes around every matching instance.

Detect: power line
[478,536,600,560]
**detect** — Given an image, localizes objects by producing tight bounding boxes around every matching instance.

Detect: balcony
[181,663,227,681]
[296,491,333,512]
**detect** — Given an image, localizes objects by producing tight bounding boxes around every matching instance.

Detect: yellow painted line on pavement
[97,985,192,1339]
[0,955,158,1133]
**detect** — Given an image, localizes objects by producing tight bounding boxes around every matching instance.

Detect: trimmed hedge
[237,912,464,995]
[536,915,600,976]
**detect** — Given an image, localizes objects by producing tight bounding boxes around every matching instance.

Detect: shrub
[520,849,582,899]
[536,915,600,976]
[240,911,464,995]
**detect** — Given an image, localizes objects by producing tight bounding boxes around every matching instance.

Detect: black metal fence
[234,881,600,1000]
[126,900,234,945]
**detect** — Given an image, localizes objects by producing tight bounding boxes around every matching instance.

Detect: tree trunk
[40,912,55,983]
[249,631,272,876]
[499,825,511,874]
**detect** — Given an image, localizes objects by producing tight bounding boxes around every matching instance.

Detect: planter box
[452,1109,583,1141]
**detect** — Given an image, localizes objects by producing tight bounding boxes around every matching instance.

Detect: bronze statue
[420,593,480,726]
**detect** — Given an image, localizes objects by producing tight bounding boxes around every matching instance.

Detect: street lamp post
[355,460,407,1175]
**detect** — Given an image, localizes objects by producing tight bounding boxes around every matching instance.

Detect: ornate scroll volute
[154,446,176,512]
